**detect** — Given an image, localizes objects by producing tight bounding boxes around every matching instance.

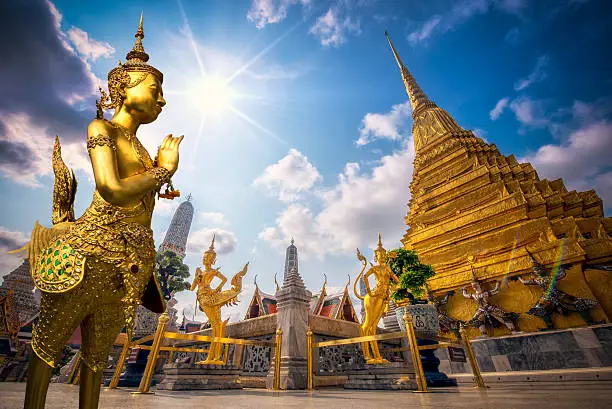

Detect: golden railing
[307,313,485,392]
[103,313,283,394]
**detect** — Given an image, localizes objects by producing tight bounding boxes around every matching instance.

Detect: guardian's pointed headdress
[97,13,164,117]
[374,233,386,255]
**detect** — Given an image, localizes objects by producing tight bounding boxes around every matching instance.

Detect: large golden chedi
[385,32,612,336]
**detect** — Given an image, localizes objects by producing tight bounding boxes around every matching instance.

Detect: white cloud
[407,0,527,45]
[257,101,416,259]
[198,211,229,226]
[594,172,612,207]
[253,148,322,202]
[517,99,612,210]
[0,113,91,187]
[247,0,310,29]
[66,27,115,62]
[155,200,180,217]
[408,16,442,44]
[509,96,550,129]
[315,140,414,254]
[186,227,238,255]
[521,121,612,188]
[308,8,361,48]
[258,204,328,260]
[357,101,412,146]
[514,55,548,91]
[0,227,29,277]
[505,27,520,44]
[489,97,510,120]
[258,144,414,259]
[408,0,489,45]
[472,128,489,143]
[495,0,527,15]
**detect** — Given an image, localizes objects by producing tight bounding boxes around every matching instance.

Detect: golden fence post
[72,365,81,385]
[222,343,230,365]
[273,328,282,390]
[107,339,130,389]
[307,328,313,391]
[133,312,169,395]
[403,311,428,393]
[167,350,175,365]
[459,324,486,389]
[66,351,81,384]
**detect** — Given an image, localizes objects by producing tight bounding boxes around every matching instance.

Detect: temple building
[310,276,359,323]
[158,194,194,259]
[245,240,359,323]
[0,260,40,354]
[245,276,278,319]
[385,32,612,335]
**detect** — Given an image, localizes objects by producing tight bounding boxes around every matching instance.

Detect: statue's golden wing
[52,136,77,225]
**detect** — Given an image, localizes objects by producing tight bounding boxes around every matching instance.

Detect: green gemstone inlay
[63,245,68,250]
[70,249,75,254]
[54,250,59,256]
[54,260,60,266]
[58,269,64,276]
[47,268,53,275]
[62,254,68,259]
[65,262,71,267]
[47,248,52,255]
[40,268,45,275]
[76,260,82,266]
[46,258,51,265]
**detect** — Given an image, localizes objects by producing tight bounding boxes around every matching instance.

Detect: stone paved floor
[1,382,612,409]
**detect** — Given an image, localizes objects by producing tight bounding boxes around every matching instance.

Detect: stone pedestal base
[344,363,418,390]
[266,357,308,390]
[156,363,243,390]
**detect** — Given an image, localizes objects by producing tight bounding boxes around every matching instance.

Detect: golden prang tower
[385,32,612,335]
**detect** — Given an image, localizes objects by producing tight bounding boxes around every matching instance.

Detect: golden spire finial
[126,11,149,62]
[322,273,328,293]
[344,274,351,291]
[385,31,436,117]
[204,233,216,260]
[254,274,259,289]
[274,273,280,292]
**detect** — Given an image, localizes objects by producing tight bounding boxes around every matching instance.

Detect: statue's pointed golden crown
[108,13,163,83]
[375,233,386,253]
[205,233,216,256]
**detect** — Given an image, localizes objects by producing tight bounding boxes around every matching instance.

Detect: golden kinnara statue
[354,234,399,364]
[11,15,184,409]
[190,235,248,365]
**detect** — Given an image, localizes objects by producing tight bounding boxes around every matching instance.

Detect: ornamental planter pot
[395,303,439,339]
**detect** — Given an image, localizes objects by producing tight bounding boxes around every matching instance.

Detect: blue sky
[1,0,611,322]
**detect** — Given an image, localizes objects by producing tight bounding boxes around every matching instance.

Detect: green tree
[388,248,435,304]
[155,250,191,300]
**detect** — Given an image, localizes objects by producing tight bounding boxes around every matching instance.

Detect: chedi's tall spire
[385,31,465,153]
[385,31,436,117]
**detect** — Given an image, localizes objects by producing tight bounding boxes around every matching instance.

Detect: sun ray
[226,18,305,85]
[177,0,206,77]
[228,105,287,145]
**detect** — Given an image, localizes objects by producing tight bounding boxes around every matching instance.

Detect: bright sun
[196,76,237,117]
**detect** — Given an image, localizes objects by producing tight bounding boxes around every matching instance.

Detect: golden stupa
[385,32,612,335]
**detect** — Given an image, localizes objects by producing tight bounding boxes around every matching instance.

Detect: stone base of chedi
[156,363,243,390]
[437,323,612,374]
[344,362,418,390]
